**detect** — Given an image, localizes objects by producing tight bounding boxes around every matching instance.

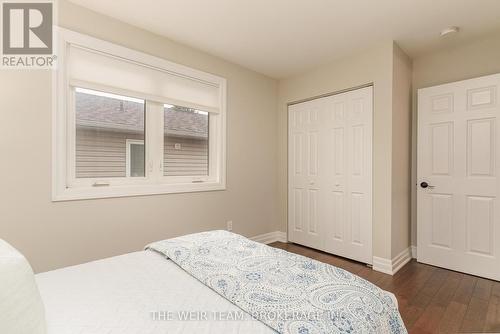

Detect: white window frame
[125,139,145,178]
[52,28,227,201]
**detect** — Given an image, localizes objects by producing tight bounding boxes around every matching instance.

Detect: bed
[2,231,407,334]
[36,250,272,334]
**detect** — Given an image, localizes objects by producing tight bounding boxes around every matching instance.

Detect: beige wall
[411,29,500,246]
[0,0,279,273]
[391,44,412,257]
[277,41,397,259]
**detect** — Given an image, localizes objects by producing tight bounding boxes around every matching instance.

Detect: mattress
[35,250,274,334]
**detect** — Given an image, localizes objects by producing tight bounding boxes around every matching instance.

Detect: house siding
[164,136,208,176]
[75,128,207,178]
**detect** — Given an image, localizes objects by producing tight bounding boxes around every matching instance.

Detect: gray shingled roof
[75,91,208,139]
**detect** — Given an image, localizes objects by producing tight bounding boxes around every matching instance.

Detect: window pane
[128,142,145,177]
[164,105,209,176]
[75,88,145,178]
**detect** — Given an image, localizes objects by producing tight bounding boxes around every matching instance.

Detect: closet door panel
[288,100,325,248]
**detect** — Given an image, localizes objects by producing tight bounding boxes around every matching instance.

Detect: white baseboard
[392,247,412,273]
[250,231,287,244]
[372,247,412,275]
[411,246,417,259]
[276,231,287,242]
[252,232,413,275]
[372,256,393,275]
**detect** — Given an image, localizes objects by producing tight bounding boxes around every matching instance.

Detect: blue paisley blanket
[146,230,407,334]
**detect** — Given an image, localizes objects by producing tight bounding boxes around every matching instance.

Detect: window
[126,140,145,177]
[53,29,226,201]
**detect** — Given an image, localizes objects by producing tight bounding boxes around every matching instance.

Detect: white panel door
[288,86,373,264]
[322,87,373,264]
[288,98,323,248]
[418,73,500,281]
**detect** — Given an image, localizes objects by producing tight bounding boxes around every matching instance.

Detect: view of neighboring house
[75,89,209,178]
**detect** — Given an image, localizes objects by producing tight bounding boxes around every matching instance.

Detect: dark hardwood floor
[269,241,500,334]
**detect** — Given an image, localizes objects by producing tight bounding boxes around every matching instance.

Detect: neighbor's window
[53,29,226,201]
[126,139,145,177]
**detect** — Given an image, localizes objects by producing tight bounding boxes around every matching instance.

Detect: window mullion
[157,102,165,180]
[145,101,163,182]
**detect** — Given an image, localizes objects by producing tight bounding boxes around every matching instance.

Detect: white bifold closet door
[288,86,373,264]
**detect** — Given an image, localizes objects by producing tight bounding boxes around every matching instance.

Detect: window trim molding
[52,28,227,201]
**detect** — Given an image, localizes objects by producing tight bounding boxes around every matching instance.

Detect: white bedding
[36,250,274,334]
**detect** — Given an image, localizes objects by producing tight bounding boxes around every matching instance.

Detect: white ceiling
[68,0,500,79]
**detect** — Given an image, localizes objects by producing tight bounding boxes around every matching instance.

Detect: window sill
[52,181,226,202]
